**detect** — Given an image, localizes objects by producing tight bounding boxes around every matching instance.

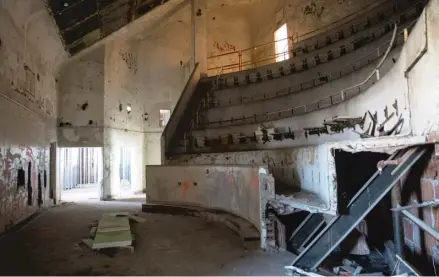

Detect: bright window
[275,23,289,62]
[159,109,171,127]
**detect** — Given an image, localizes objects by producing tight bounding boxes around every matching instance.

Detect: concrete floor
[0,201,294,275]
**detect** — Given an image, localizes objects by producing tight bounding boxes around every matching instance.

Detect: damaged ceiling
[46,0,170,55]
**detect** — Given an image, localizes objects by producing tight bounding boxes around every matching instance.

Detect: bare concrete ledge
[142,203,260,250]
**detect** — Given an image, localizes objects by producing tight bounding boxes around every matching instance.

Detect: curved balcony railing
[209,0,423,89]
[192,21,407,131]
[206,0,415,76]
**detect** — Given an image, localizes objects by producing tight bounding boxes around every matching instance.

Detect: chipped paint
[0,146,50,234]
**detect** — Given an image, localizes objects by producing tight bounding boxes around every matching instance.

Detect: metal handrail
[196,21,407,129]
[185,66,225,139]
[209,0,422,89]
[206,0,416,76]
[266,23,397,118]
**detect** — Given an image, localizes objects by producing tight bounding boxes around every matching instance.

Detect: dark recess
[17,168,25,188]
[334,150,393,250]
[81,102,89,111]
[27,162,32,206]
[44,170,47,188]
[38,172,43,207]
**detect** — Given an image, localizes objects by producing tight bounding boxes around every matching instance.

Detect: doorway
[275,23,289,62]
[59,147,103,202]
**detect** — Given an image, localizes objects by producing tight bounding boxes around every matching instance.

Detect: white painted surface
[408,0,439,136]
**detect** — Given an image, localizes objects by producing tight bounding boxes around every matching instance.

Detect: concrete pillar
[102,130,113,200]
[193,0,208,75]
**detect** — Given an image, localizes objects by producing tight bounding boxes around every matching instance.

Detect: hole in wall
[17,168,25,188]
[44,170,47,188]
[27,162,32,206]
[38,172,43,207]
[88,120,94,125]
[127,104,132,114]
[80,102,89,111]
[334,149,393,250]
[194,182,198,186]
[119,103,123,112]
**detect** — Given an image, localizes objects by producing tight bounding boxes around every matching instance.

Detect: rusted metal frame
[376,148,416,173]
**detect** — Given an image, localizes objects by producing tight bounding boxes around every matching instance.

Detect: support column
[193,0,207,75]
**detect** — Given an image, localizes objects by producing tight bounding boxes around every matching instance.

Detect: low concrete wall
[145,165,275,233]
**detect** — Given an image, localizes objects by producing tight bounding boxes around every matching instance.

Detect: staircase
[288,146,427,272]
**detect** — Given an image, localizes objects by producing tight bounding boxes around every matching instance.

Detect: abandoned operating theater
[1,0,439,275]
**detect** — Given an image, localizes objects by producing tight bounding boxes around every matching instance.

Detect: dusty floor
[0,201,294,276]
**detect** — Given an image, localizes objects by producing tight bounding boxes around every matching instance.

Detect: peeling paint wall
[0,0,68,232]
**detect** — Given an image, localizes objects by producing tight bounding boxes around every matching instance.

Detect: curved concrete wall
[145,165,275,232]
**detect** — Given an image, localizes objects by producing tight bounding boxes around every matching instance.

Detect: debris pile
[81,212,145,254]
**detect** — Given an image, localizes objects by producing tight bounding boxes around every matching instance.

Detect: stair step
[291,146,427,271]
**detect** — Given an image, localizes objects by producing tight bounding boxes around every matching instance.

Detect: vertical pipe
[392,182,404,260]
